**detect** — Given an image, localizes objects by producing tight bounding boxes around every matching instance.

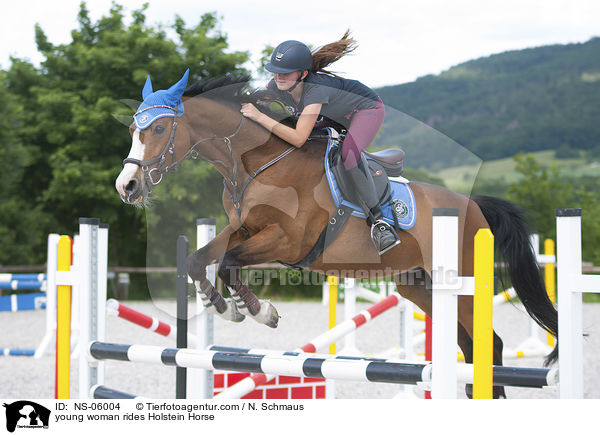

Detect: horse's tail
[472,195,558,366]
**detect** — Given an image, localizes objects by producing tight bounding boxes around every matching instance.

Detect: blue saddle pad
[323,129,417,230]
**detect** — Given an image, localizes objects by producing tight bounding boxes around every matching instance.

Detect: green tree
[506,153,574,240]
[0,2,249,297]
[506,153,600,264]
[0,69,48,264]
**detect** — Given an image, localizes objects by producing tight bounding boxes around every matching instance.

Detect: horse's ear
[168,69,190,98]
[142,76,153,100]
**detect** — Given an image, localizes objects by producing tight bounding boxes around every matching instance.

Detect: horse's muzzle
[118,177,144,204]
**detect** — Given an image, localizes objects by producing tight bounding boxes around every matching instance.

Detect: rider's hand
[240,103,262,121]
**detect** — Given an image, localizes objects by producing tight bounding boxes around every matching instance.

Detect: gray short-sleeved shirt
[267,72,379,127]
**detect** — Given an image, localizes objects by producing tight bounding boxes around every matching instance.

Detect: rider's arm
[246,103,322,148]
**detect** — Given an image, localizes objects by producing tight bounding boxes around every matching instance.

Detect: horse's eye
[154,124,165,135]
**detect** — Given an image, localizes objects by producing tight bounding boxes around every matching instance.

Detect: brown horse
[115,74,558,398]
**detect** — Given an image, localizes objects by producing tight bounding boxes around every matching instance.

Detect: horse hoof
[254,300,280,328]
[224,299,246,323]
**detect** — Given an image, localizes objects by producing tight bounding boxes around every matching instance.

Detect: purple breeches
[341,98,385,169]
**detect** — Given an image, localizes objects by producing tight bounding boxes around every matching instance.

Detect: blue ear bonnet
[134,69,189,130]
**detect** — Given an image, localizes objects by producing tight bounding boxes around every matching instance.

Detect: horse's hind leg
[394,270,506,398]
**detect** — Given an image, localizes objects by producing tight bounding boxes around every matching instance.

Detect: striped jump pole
[89,342,429,385]
[0,273,46,283]
[87,342,556,390]
[2,348,35,356]
[209,345,557,390]
[106,299,199,346]
[0,292,46,312]
[0,281,46,291]
[215,292,403,399]
[0,273,47,292]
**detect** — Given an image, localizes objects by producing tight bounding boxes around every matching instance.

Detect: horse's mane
[183,73,296,124]
[183,74,250,101]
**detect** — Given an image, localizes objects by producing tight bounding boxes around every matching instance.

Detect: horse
[115,71,558,398]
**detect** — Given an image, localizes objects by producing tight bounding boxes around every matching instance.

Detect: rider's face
[273,71,302,91]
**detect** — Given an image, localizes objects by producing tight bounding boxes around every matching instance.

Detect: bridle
[122,103,296,236]
[123,104,245,191]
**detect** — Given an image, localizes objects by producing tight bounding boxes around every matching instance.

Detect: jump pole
[106,299,199,346]
[86,341,555,390]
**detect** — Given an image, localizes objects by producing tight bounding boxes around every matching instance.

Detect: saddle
[329,141,405,212]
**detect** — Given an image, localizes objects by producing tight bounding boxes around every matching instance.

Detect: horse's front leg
[218,223,292,328]
[187,225,247,322]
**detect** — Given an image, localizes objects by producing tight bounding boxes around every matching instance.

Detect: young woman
[240,31,400,255]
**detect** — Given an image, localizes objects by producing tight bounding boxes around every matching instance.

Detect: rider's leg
[342,99,400,255]
[345,160,400,254]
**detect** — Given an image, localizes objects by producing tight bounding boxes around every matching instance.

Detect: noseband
[123,105,245,190]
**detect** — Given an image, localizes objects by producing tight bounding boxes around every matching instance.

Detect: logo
[3,401,50,433]
[391,199,409,219]
[275,52,284,61]
[139,114,149,123]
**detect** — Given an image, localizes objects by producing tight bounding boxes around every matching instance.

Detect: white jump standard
[556,208,600,399]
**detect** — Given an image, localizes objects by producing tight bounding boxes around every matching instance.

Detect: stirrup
[370,220,401,255]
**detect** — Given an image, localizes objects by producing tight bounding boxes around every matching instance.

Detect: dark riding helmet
[265,40,312,74]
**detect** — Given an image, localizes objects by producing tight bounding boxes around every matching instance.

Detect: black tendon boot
[345,162,401,255]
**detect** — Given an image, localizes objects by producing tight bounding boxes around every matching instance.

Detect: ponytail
[311,29,357,76]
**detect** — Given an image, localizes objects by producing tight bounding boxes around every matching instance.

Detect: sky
[0,0,599,88]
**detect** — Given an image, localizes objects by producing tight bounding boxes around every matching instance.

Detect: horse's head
[115,69,192,204]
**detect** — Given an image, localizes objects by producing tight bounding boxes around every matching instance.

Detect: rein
[123,104,297,235]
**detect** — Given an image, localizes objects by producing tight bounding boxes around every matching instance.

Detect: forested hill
[375,37,600,168]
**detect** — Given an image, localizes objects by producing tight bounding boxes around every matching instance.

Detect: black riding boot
[345,162,401,255]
